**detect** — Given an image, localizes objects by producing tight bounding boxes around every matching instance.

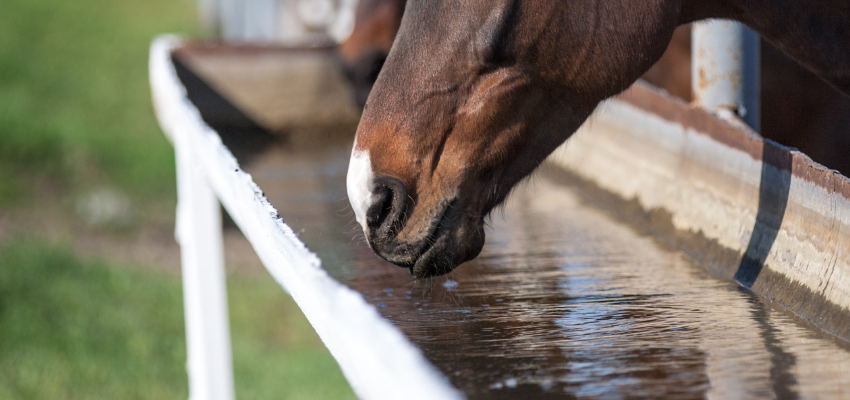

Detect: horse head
[347,0,679,277]
[347,0,850,278]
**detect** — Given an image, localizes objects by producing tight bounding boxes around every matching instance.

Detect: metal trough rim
[552,81,850,342]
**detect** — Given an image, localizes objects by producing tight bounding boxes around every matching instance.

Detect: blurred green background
[0,0,354,398]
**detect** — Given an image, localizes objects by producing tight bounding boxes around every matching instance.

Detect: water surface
[247,144,850,399]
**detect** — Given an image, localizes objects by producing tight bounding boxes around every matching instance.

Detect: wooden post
[175,136,235,400]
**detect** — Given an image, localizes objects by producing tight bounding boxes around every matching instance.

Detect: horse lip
[409,232,440,271]
[409,234,450,277]
[408,198,459,277]
[371,197,459,271]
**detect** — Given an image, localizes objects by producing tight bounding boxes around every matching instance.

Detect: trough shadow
[734,141,793,288]
[740,288,800,399]
[171,54,279,166]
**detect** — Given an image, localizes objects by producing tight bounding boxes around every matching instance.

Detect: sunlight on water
[250,144,850,399]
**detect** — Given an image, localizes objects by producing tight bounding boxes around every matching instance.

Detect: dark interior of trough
[173,47,850,399]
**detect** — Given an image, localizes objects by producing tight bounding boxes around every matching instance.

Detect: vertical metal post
[175,141,235,400]
[329,0,358,43]
[219,0,246,41]
[217,0,281,43]
[197,0,221,36]
[692,20,761,132]
[243,0,279,42]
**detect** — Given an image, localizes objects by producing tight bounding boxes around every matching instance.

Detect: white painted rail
[149,35,463,400]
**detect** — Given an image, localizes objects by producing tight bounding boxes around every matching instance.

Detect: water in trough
[246,142,850,399]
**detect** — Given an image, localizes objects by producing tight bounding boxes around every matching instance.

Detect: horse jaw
[346,144,374,235]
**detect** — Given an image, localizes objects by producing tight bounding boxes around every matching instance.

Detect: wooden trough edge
[547,81,850,341]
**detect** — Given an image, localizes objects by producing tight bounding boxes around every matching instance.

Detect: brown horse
[340,6,850,174]
[339,0,406,107]
[341,5,850,175]
[346,0,850,278]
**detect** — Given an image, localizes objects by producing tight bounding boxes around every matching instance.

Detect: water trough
[151,35,850,399]
[554,83,850,340]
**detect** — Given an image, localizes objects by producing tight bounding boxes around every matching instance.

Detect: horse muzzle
[349,174,485,278]
[369,199,486,278]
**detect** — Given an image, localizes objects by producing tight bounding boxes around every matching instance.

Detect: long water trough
[152,36,850,399]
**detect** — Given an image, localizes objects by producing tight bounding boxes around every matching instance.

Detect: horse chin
[408,217,486,279]
[410,246,450,278]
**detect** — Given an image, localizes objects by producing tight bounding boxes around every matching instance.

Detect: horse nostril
[366,186,393,228]
[366,176,407,233]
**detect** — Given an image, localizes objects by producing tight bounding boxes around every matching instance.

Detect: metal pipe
[692,20,761,132]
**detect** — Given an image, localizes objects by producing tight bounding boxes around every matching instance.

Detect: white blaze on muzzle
[346,144,374,234]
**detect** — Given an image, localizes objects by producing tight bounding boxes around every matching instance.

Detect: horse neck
[682,0,850,95]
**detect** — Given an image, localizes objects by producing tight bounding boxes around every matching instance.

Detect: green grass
[0,239,187,399]
[229,277,357,400]
[0,0,196,203]
[0,239,356,399]
[0,0,357,397]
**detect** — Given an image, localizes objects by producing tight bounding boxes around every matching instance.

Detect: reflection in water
[249,143,850,399]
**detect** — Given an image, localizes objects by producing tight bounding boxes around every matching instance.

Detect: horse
[346,0,850,278]
[340,4,850,171]
[338,0,406,107]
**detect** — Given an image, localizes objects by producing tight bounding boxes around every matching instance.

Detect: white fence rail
[149,35,463,400]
